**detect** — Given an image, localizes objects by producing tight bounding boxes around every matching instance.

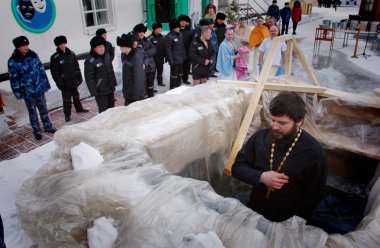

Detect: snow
[87,217,118,248]
[0,4,379,248]
[0,142,56,247]
[71,142,105,171]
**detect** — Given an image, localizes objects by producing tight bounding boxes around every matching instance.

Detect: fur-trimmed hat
[169,19,180,30]
[133,23,147,33]
[272,0,277,3]
[117,35,133,48]
[216,12,226,21]
[152,23,162,30]
[199,18,211,26]
[95,28,107,36]
[53,35,67,46]
[12,36,29,48]
[177,14,191,23]
[90,36,106,49]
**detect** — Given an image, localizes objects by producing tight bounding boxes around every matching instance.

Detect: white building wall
[0,0,144,74]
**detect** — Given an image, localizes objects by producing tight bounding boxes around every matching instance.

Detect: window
[80,0,116,34]
[364,0,374,11]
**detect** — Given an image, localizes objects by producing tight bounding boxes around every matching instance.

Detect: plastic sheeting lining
[16,83,380,247]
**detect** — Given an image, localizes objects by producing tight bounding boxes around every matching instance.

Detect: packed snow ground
[1,4,380,248]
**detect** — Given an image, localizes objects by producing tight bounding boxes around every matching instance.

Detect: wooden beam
[224,39,281,177]
[272,34,294,43]
[304,127,380,160]
[292,38,320,86]
[218,80,327,94]
[285,40,293,75]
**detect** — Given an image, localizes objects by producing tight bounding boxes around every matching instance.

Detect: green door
[146,0,189,31]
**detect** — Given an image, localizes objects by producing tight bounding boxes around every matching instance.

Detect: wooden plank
[292,38,320,86]
[322,101,380,122]
[271,34,294,43]
[321,89,380,109]
[218,80,327,94]
[285,40,294,75]
[304,127,380,160]
[224,39,281,176]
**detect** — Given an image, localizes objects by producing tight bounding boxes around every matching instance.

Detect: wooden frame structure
[222,34,380,176]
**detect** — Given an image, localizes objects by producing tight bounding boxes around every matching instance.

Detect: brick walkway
[0,92,125,162]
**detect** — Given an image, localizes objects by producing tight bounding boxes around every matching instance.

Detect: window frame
[79,0,116,35]
[364,0,374,12]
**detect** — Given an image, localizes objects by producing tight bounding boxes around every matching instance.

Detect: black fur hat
[12,36,29,48]
[177,14,191,23]
[95,28,107,36]
[133,23,147,33]
[216,12,226,21]
[199,18,211,26]
[53,35,67,46]
[117,36,133,48]
[169,19,180,30]
[152,23,163,30]
[90,36,106,49]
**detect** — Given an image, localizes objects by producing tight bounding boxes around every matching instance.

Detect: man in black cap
[95,28,115,61]
[148,23,166,87]
[84,36,117,113]
[50,36,89,122]
[117,35,146,106]
[178,14,192,85]
[267,0,280,22]
[215,12,227,46]
[164,19,186,90]
[133,23,157,97]
[8,36,56,140]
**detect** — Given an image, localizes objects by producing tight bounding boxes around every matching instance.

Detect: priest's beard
[272,124,299,144]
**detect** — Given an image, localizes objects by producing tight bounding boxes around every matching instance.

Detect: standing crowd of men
[7,1,303,142]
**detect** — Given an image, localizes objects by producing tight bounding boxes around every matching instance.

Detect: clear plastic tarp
[16,83,380,247]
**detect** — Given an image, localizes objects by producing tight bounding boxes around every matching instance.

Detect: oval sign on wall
[11,0,56,33]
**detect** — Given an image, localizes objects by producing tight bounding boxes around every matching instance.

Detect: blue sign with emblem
[11,0,56,33]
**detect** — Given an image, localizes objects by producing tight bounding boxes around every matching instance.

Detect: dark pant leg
[281,22,286,35]
[146,72,155,97]
[170,64,180,90]
[107,93,115,109]
[177,64,183,87]
[182,60,190,82]
[24,97,41,134]
[95,95,110,113]
[156,64,164,84]
[285,22,289,34]
[72,87,84,112]
[61,89,72,117]
[293,22,298,34]
[124,99,137,106]
[0,214,5,248]
[35,93,53,131]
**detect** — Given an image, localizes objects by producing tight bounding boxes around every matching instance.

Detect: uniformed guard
[50,36,89,122]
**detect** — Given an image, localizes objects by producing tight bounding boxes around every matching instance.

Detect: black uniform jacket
[189,37,216,76]
[136,37,156,73]
[84,50,117,96]
[122,49,146,100]
[50,47,82,90]
[148,33,165,65]
[164,31,186,65]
